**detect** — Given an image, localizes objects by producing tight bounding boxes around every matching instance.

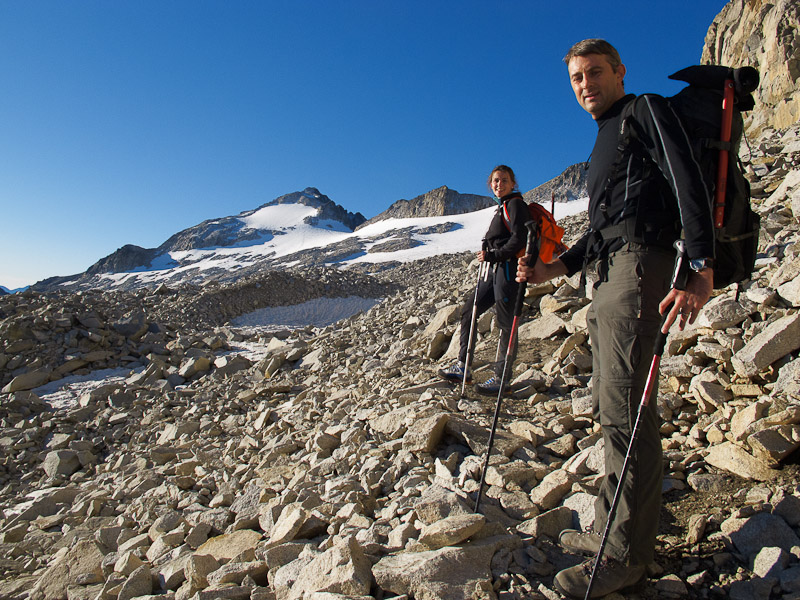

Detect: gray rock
[519,313,567,340]
[728,577,776,600]
[516,506,573,540]
[417,513,486,550]
[117,564,153,600]
[28,539,104,600]
[686,472,732,493]
[774,357,800,398]
[562,492,595,531]
[402,412,449,453]
[373,535,518,600]
[732,313,800,377]
[752,546,790,578]
[705,442,777,481]
[721,512,800,558]
[288,536,372,599]
[654,574,689,597]
[41,450,81,478]
[696,296,755,329]
[2,367,53,393]
[529,470,573,510]
[194,530,263,561]
[772,489,800,526]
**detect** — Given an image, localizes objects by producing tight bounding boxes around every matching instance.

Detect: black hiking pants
[458,260,520,377]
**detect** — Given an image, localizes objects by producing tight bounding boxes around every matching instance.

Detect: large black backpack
[617,65,761,289]
[668,65,760,289]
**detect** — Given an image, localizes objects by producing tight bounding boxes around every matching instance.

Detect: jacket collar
[495,191,523,206]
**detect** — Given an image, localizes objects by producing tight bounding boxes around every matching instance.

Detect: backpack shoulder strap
[502,201,512,225]
[607,96,641,180]
[599,96,641,227]
[598,94,681,247]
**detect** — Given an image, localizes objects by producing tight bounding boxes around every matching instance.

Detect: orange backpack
[503,201,568,263]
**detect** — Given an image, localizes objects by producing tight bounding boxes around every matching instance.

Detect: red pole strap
[714,79,736,229]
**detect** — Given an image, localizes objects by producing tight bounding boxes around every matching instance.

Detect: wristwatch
[689,257,714,272]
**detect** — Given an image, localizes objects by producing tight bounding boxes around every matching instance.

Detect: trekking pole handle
[523,220,539,261]
[653,307,672,358]
[670,240,690,291]
[509,220,539,322]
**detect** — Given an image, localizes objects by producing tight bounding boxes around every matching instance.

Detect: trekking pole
[474,220,539,514]
[584,240,690,600]
[462,250,490,398]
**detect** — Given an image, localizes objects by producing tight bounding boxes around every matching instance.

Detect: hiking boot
[437,361,471,383]
[553,558,646,599]
[473,375,512,396]
[559,528,601,556]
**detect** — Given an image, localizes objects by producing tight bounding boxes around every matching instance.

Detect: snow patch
[231,295,382,329]
[34,367,141,411]
[240,204,318,230]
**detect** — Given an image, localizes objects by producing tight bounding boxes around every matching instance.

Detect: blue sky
[0,0,728,289]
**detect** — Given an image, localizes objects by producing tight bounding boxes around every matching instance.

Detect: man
[517,39,714,598]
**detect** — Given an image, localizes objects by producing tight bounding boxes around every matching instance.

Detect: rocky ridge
[0,118,798,599]
[703,0,800,136]
[0,268,397,394]
[523,164,588,207]
[28,171,587,295]
[356,186,496,229]
[33,189,367,293]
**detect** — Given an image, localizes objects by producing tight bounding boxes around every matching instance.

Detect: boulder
[732,313,800,377]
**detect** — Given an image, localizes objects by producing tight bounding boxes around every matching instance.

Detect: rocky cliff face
[86,245,164,276]
[523,163,588,207]
[263,187,366,232]
[703,0,800,136]
[357,185,495,229]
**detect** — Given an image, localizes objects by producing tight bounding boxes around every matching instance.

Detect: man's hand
[659,269,714,333]
[516,256,568,284]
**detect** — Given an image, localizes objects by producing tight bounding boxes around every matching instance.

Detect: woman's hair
[487,165,518,191]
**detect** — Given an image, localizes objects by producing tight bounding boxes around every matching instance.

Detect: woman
[438,164,528,395]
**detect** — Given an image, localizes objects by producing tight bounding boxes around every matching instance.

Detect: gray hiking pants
[587,244,674,566]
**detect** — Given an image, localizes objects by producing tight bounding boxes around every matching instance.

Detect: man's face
[568,53,626,119]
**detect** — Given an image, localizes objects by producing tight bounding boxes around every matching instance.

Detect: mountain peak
[261,188,366,231]
[357,186,494,229]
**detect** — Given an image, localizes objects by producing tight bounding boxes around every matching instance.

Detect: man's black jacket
[560,93,714,275]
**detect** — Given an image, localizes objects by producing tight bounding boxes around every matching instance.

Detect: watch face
[690,258,710,271]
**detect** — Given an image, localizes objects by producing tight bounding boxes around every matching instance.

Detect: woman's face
[490,170,515,198]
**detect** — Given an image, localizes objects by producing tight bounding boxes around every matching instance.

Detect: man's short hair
[563,38,622,71]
